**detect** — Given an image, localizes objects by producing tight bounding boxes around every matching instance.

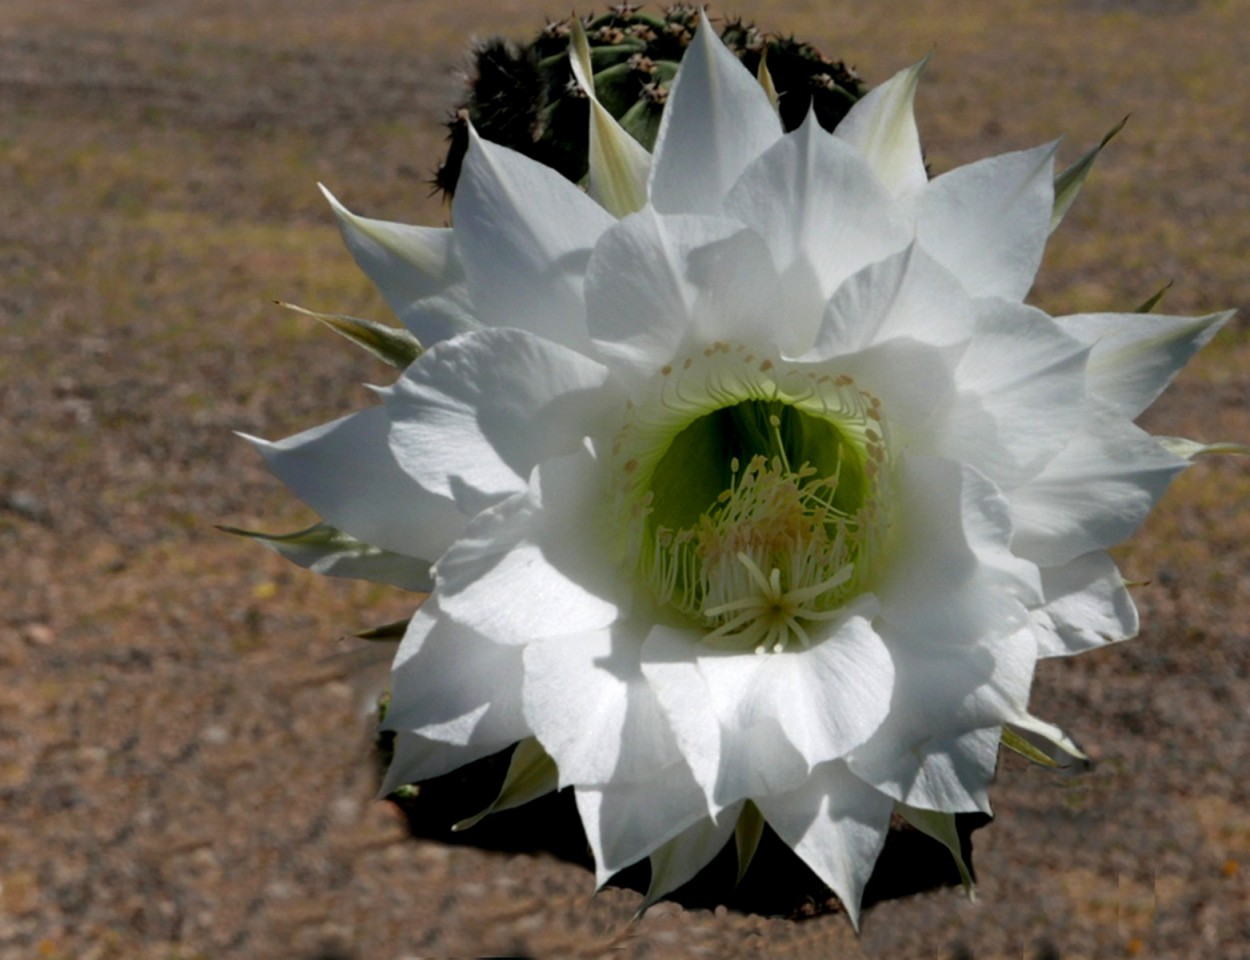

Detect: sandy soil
[3,0,1249,957]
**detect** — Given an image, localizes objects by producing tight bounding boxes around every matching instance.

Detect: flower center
[615,343,891,653]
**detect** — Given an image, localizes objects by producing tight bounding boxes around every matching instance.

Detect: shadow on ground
[386,744,990,918]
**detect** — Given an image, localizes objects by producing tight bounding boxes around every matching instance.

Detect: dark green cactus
[433,4,866,198]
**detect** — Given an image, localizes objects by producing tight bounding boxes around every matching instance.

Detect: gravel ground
[3,1,1249,957]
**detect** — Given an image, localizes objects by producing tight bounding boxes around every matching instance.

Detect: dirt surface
[3,1,1249,957]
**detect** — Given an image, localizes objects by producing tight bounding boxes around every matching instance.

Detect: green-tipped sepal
[1157,437,1250,460]
[219,522,430,591]
[452,738,559,832]
[897,805,976,900]
[277,301,422,370]
[1050,116,1127,233]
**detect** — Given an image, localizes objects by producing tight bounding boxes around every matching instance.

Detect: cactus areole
[434,5,865,198]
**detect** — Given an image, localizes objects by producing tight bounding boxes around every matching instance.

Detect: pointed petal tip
[233,429,270,449]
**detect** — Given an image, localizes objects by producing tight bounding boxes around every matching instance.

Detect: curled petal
[386,328,615,515]
[435,448,625,645]
[1031,551,1138,658]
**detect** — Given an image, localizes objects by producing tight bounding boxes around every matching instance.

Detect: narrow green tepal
[733,800,766,885]
[219,521,431,592]
[433,5,866,198]
[1001,726,1061,768]
[452,738,559,832]
[356,618,411,641]
[1134,280,1173,314]
[897,805,977,899]
[1050,115,1128,234]
[277,301,422,370]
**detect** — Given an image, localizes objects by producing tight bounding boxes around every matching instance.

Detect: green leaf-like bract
[277,301,422,369]
[219,521,430,591]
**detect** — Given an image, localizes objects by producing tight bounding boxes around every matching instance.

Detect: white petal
[1056,309,1234,419]
[642,600,894,809]
[1007,405,1187,566]
[807,243,977,358]
[585,208,786,387]
[834,59,928,198]
[894,727,1000,813]
[916,142,1058,302]
[243,405,465,561]
[643,806,742,909]
[1031,550,1138,658]
[642,625,807,810]
[435,447,624,644]
[383,599,527,755]
[648,12,782,215]
[847,628,1036,810]
[576,767,710,884]
[724,113,912,323]
[523,620,682,788]
[878,455,1041,644]
[386,328,614,515]
[453,128,615,347]
[756,761,896,930]
[319,184,477,345]
[570,20,651,217]
[937,301,1091,489]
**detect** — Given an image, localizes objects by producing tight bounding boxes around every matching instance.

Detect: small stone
[23,624,54,646]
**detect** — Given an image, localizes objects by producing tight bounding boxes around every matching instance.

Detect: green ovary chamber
[616,351,892,654]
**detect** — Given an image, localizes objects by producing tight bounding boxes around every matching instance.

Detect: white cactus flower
[244,13,1237,926]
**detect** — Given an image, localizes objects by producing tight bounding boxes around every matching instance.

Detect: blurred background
[2,0,1248,956]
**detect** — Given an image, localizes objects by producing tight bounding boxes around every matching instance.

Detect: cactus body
[434,5,865,198]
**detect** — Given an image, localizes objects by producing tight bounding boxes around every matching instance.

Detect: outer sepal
[1156,437,1250,460]
[1001,727,1060,768]
[639,806,741,916]
[569,20,652,217]
[1005,715,1091,771]
[896,804,976,898]
[453,737,559,831]
[219,521,431,591]
[734,800,766,885]
[834,57,928,198]
[1050,116,1127,233]
[277,301,422,370]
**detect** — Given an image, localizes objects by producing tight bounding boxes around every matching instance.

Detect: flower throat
[616,352,890,653]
